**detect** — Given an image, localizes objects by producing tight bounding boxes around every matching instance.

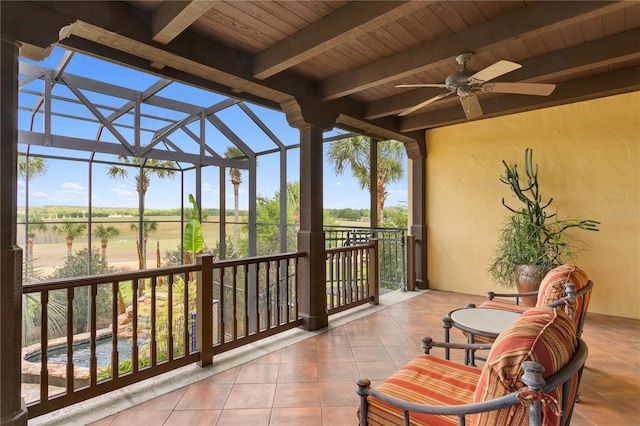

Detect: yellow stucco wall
[425,91,640,319]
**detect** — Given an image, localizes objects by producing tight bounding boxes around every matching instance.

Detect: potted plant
[488,148,599,300]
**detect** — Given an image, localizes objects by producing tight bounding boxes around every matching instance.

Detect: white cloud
[109,184,134,196]
[62,182,84,190]
[334,181,343,187]
[388,189,408,197]
[31,191,49,198]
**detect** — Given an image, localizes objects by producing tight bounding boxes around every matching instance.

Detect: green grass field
[21,214,367,278]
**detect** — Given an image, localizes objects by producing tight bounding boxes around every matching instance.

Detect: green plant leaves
[183,194,203,256]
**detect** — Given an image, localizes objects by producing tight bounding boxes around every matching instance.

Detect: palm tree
[224,146,249,255]
[107,156,176,214]
[287,181,300,224]
[129,220,158,268]
[18,154,47,180]
[93,224,120,259]
[25,214,47,270]
[51,221,87,257]
[107,156,175,267]
[326,136,404,222]
[19,154,48,270]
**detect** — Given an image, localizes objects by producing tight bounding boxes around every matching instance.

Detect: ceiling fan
[396,52,556,119]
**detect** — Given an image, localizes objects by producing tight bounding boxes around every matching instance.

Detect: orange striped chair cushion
[477,298,527,313]
[363,355,481,426]
[535,264,590,329]
[471,307,578,426]
[477,293,529,320]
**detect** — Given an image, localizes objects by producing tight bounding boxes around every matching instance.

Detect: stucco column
[0,37,28,426]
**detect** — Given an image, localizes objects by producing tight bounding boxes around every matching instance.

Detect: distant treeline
[18,206,374,222]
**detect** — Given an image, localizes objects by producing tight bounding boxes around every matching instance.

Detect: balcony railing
[325,227,414,291]
[21,240,386,419]
[326,239,379,314]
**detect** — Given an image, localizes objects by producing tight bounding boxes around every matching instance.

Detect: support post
[196,254,214,367]
[281,97,337,331]
[406,234,416,291]
[297,125,329,330]
[368,239,379,305]
[369,138,378,228]
[0,37,28,426]
[405,140,428,289]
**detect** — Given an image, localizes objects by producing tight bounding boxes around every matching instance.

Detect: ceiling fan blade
[470,60,521,83]
[460,94,483,119]
[396,83,448,89]
[482,82,556,96]
[398,91,453,116]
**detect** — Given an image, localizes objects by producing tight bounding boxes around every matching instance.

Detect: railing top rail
[324,225,407,232]
[207,251,306,268]
[23,263,202,293]
[326,241,375,254]
[23,252,307,294]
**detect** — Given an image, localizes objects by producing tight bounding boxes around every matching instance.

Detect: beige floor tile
[77,290,640,426]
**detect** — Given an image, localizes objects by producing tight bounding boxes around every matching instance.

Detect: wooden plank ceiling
[4,1,640,143]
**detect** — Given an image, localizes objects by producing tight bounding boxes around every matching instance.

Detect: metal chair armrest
[421,336,493,354]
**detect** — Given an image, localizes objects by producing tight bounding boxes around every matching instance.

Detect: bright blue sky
[17,47,408,211]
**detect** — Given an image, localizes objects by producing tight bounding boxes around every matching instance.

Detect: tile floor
[43,289,640,425]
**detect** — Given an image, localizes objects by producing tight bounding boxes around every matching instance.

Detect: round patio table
[450,307,522,340]
[443,307,522,366]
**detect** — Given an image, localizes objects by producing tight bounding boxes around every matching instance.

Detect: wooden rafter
[151,0,217,45]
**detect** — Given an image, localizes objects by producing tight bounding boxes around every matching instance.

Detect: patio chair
[357,306,587,426]
[481,264,593,338]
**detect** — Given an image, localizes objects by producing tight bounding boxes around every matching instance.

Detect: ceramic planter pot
[515,265,546,306]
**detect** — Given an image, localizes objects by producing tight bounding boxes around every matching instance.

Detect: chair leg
[467,331,477,367]
[442,315,453,360]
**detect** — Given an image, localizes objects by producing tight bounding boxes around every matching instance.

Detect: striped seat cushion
[475,264,590,343]
[535,265,590,330]
[478,299,527,313]
[471,307,578,426]
[364,355,481,426]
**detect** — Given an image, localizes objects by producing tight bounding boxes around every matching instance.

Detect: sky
[17,47,408,212]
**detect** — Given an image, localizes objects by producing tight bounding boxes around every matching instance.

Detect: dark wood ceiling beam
[253,1,413,80]
[151,0,217,45]
[319,1,628,101]
[490,27,640,84]
[366,27,640,119]
[328,97,424,145]
[34,1,317,104]
[0,1,76,59]
[60,35,283,111]
[399,65,640,132]
[365,88,447,120]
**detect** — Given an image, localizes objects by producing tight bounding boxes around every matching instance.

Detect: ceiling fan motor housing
[456,86,474,97]
[445,69,475,89]
[446,52,476,89]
